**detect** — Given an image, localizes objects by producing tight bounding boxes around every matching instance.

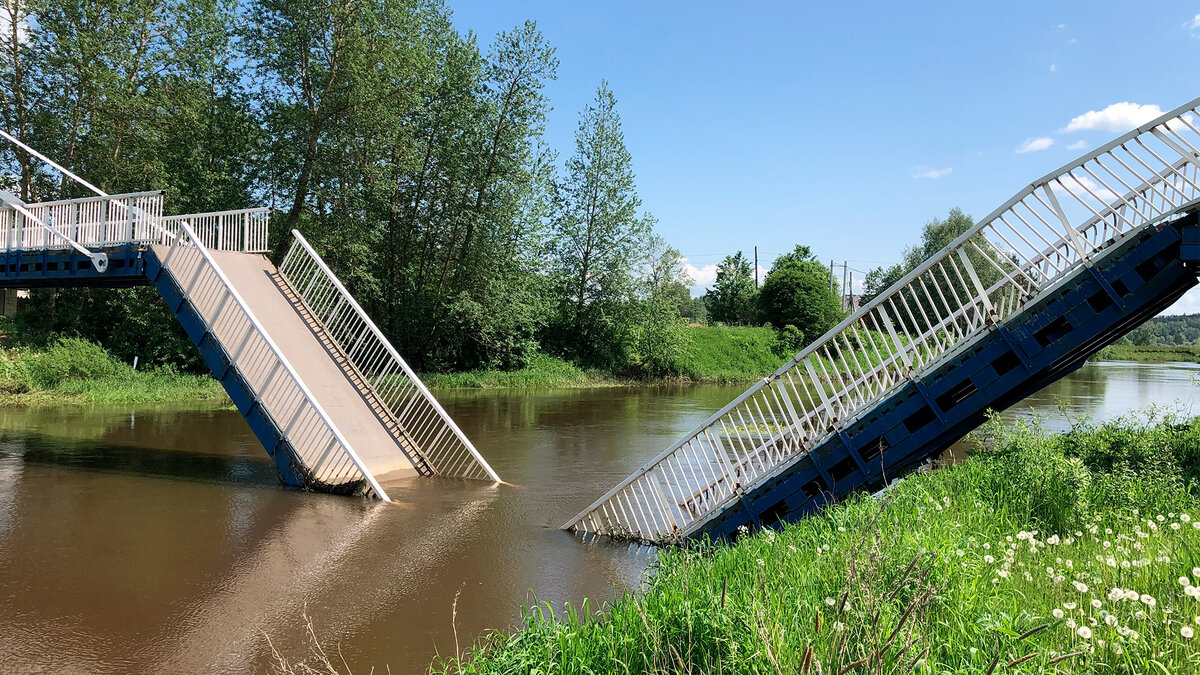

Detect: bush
[23,337,127,388]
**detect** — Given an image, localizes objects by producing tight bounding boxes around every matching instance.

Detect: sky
[449,1,1200,313]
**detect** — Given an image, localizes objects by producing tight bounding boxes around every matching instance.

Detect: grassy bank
[1093,344,1200,364]
[433,412,1200,673]
[425,326,783,389]
[0,337,228,406]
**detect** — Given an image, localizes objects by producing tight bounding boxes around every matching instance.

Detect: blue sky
[450,1,1200,312]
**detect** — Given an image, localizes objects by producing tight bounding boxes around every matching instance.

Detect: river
[0,361,1196,673]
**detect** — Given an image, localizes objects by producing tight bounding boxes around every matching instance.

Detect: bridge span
[0,141,498,500]
[565,96,1200,544]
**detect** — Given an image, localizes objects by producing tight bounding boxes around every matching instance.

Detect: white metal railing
[566,95,1200,541]
[158,208,270,253]
[278,229,501,483]
[0,192,270,255]
[160,222,391,499]
[0,191,164,251]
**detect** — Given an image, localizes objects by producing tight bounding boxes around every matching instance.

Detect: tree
[706,251,757,325]
[548,80,651,369]
[758,247,842,344]
[631,236,691,376]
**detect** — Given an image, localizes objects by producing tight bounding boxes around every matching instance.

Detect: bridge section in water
[565,96,1200,543]
[0,149,498,499]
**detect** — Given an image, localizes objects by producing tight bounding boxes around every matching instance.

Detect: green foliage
[757,257,842,344]
[1093,344,1200,364]
[629,239,693,377]
[23,337,123,388]
[419,353,611,389]
[0,338,226,404]
[1117,314,1200,347]
[675,326,781,382]
[434,413,1200,674]
[547,80,652,371]
[706,251,758,325]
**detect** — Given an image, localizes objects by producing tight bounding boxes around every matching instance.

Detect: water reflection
[0,363,1195,673]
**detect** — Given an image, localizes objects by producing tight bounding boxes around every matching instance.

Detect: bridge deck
[151,245,419,485]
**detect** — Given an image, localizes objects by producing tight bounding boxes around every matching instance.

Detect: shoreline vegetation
[0,337,229,407]
[0,327,1197,406]
[430,412,1200,674]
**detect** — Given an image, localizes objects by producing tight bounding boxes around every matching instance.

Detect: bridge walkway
[150,244,421,487]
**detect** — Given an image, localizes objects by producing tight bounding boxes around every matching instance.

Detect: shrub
[23,337,127,388]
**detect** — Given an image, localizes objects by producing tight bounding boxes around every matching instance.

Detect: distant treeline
[1115,314,1200,346]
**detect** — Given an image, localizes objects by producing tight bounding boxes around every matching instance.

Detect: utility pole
[829,259,835,296]
[842,261,848,311]
[754,246,759,289]
[849,270,854,311]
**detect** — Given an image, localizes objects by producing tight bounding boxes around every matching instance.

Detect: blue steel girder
[696,214,1199,541]
[0,244,148,288]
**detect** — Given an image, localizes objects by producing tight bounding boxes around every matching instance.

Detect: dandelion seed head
[1183,626,1195,639]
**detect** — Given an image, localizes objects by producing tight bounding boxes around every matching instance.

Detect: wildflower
[998,569,1008,578]
[1140,594,1157,607]
[955,549,964,557]
[1113,644,1123,655]
[1180,577,1191,587]
[1073,582,1089,593]
[1047,534,1060,545]
[833,621,845,631]
[1157,515,1166,522]
[984,555,995,564]
[837,526,845,532]
[983,543,990,550]
[1066,618,1077,629]
[1077,626,1092,639]
[1108,588,1124,602]
[1063,602,1077,610]
[1172,523,1181,530]
[1053,608,1065,619]
[824,597,835,606]
[1182,514,1192,523]
[822,544,830,551]
[1184,626,1195,639]
[1194,567,1200,578]
[1105,615,1118,626]
[756,559,764,567]
[1091,599,1102,609]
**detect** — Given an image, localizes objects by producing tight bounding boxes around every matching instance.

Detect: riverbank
[1092,344,1200,363]
[423,326,783,389]
[434,412,1200,673]
[0,337,229,406]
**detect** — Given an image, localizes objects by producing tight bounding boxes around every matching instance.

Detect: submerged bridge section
[0,152,498,499]
[566,97,1200,543]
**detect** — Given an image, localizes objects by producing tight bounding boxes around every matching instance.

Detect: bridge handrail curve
[278,229,501,483]
[565,95,1200,540]
[165,221,391,500]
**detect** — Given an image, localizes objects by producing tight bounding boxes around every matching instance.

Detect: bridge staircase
[0,144,498,499]
[565,97,1200,543]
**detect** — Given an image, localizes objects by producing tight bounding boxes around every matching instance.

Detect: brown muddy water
[0,361,1196,673]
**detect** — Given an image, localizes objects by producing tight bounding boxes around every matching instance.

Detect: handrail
[279,229,501,482]
[168,221,391,500]
[20,190,164,208]
[565,94,1200,540]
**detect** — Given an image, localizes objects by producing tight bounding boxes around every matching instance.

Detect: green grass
[674,325,783,383]
[421,353,624,389]
[0,337,228,406]
[432,412,1200,674]
[1092,344,1200,364]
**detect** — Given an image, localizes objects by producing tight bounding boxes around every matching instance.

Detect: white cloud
[1049,64,1057,73]
[1163,288,1200,314]
[1066,139,1088,151]
[912,167,952,179]
[682,260,719,288]
[1016,137,1054,153]
[1056,23,1067,29]
[1062,102,1165,133]
[1051,174,1118,205]
[1185,14,1200,31]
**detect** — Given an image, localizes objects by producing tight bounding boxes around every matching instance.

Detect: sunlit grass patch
[432,412,1200,674]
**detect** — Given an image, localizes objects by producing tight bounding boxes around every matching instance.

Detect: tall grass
[431,412,1200,674]
[1092,344,1200,364]
[0,337,227,405]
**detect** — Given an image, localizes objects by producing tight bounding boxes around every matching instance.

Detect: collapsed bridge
[0,138,498,500]
[565,96,1200,543]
